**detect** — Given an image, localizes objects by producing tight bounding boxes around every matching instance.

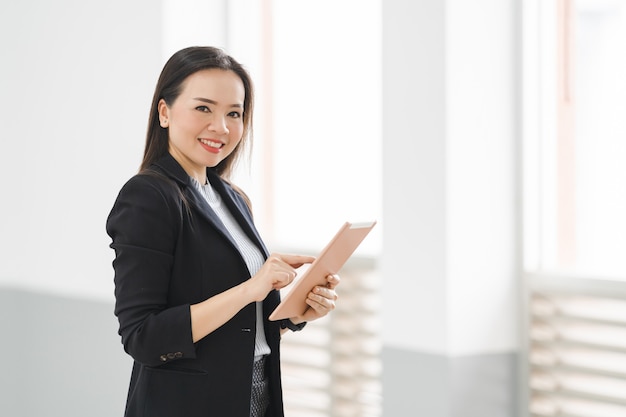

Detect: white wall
[0,0,162,301]
[162,0,228,57]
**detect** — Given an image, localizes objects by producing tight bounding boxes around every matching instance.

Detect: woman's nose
[208,115,229,134]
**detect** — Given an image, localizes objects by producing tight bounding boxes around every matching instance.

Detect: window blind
[280,260,382,417]
[528,277,626,417]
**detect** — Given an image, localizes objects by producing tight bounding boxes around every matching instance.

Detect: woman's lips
[199,138,224,153]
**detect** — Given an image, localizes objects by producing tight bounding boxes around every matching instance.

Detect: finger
[325,273,341,289]
[265,256,296,276]
[272,270,297,289]
[278,253,316,268]
[307,292,336,312]
[314,286,338,301]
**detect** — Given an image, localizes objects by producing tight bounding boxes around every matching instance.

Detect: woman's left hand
[294,273,341,323]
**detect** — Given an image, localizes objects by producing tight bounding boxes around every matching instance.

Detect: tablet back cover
[269,221,376,321]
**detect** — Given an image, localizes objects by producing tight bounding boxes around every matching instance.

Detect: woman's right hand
[245,253,315,302]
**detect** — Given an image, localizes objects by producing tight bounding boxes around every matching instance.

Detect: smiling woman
[106,46,342,417]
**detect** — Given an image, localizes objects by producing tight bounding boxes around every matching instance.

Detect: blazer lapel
[207,169,270,258]
[152,154,269,258]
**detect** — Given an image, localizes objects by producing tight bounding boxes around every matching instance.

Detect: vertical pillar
[381,0,519,416]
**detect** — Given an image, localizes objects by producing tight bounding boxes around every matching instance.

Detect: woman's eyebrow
[193,97,243,108]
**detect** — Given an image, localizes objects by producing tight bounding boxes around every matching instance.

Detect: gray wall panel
[383,346,518,417]
[0,289,131,417]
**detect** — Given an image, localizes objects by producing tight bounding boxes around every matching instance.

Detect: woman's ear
[158,99,170,128]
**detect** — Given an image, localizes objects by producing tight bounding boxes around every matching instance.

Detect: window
[523,1,626,415]
[524,0,626,279]
[569,0,626,278]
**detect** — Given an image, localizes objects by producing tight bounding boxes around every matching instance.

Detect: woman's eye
[196,106,210,112]
[228,111,242,118]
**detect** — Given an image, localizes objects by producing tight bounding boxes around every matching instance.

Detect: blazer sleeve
[106,174,197,367]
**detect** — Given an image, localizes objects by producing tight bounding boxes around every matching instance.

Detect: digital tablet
[269,220,377,321]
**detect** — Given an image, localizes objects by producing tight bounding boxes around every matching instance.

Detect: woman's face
[158,69,245,180]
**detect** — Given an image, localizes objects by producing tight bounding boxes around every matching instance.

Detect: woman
[106,46,340,417]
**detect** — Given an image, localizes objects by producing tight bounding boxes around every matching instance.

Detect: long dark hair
[140,46,254,181]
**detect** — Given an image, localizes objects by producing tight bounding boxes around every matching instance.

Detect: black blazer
[106,154,285,417]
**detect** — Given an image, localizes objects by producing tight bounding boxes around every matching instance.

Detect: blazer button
[174,352,183,358]
[167,352,176,360]
[160,355,167,362]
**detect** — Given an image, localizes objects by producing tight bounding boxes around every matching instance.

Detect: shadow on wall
[0,288,131,417]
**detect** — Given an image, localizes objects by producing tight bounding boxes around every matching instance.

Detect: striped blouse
[191,177,271,361]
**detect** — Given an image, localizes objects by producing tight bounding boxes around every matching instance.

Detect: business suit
[106,153,285,417]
